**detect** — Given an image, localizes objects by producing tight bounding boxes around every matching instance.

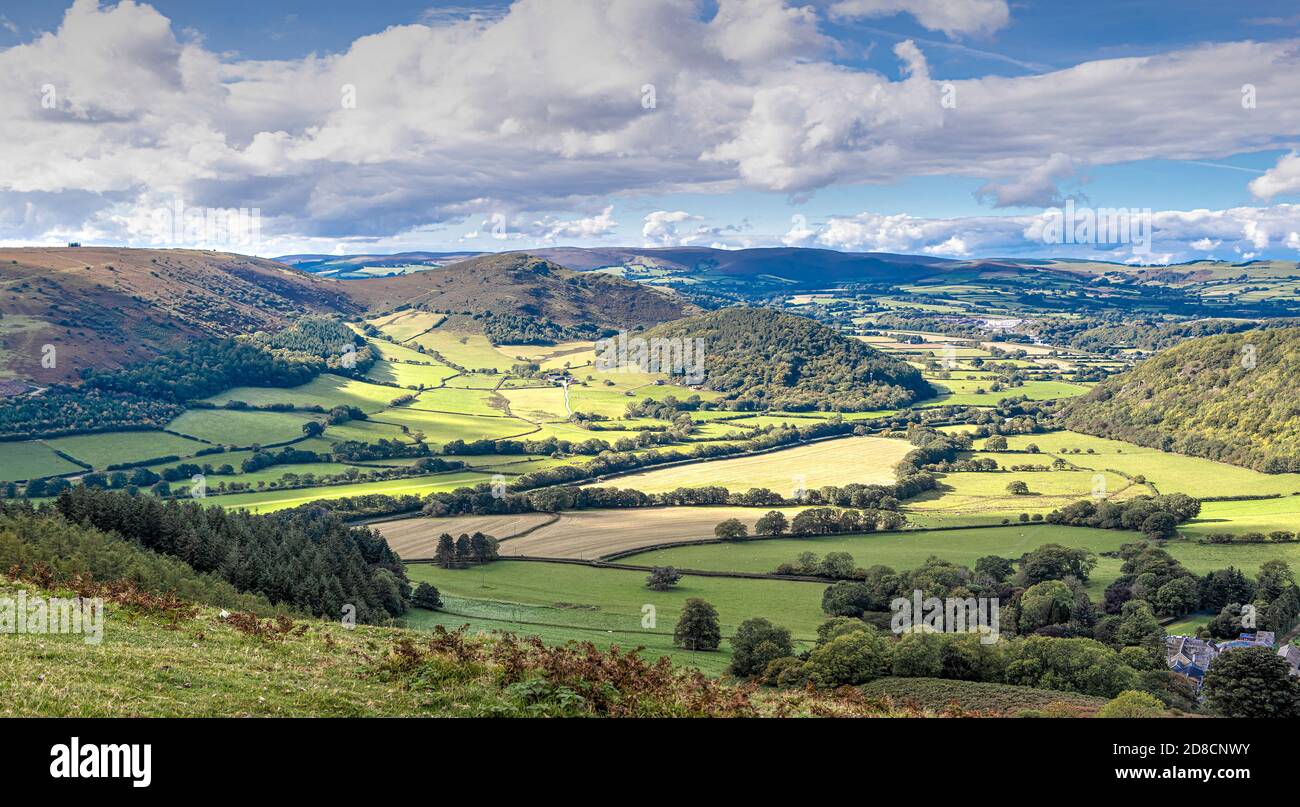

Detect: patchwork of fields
[12,282,1300,698]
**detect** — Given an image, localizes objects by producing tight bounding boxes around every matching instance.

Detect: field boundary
[408,554,832,583]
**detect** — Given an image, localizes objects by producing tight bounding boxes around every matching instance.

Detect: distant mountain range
[0,248,691,385]
[275,246,964,288]
[276,246,1295,296]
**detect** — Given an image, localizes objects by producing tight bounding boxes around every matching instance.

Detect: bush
[714,518,748,540]
[645,566,682,591]
[803,625,893,687]
[412,582,443,610]
[728,618,794,678]
[1100,691,1165,718]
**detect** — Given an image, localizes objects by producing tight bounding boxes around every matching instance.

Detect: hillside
[276,251,485,278]
[644,307,933,410]
[527,246,954,285]
[0,247,357,386]
[347,252,696,330]
[1062,326,1300,472]
[0,248,696,387]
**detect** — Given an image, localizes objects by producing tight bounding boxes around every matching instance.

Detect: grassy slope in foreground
[860,678,1106,717]
[0,579,933,717]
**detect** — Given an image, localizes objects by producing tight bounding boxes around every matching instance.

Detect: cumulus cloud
[1250,152,1300,199]
[642,210,703,246]
[830,0,1010,38]
[803,203,1300,262]
[975,152,1083,208]
[3,1,1300,253]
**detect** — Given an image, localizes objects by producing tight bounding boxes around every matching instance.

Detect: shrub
[728,618,794,678]
[646,566,682,591]
[412,582,443,610]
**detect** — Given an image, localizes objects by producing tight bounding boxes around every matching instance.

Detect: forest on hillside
[1063,326,1300,472]
[647,307,933,411]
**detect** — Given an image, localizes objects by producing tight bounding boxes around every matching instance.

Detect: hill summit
[644,307,933,411]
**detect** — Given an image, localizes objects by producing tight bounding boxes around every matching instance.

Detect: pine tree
[433,534,457,569]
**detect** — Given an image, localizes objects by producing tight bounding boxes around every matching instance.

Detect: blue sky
[2,0,1300,261]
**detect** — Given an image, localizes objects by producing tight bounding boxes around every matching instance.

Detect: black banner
[2,717,1283,794]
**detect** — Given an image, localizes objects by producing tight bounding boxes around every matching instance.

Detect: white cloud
[975,152,1082,208]
[805,203,1300,263]
[830,0,1010,38]
[1250,152,1300,199]
[3,1,1300,253]
[1243,219,1270,250]
[642,210,703,246]
[709,0,827,62]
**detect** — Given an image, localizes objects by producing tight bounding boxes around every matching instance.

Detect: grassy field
[409,330,517,371]
[918,379,1091,407]
[623,524,1137,593]
[363,337,438,364]
[405,560,831,644]
[364,359,460,388]
[368,310,447,342]
[320,418,416,444]
[1182,496,1300,537]
[985,430,1300,499]
[0,578,761,714]
[590,435,913,494]
[500,386,569,420]
[204,374,405,414]
[0,584,451,716]
[903,468,1140,526]
[373,408,535,445]
[173,462,392,494]
[1163,540,1300,579]
[0,440,85,481]
[43,430,207,468]
[203,471,496,513]
[403,601,733,675]
[410,387,506,416]
[1165,612,1214,635]
[167,409,320,447]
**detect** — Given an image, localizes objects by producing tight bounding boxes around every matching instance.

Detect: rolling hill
[643,307,933,410]
[346,251,697,330]
[276,251,485,278]
[1062,326,1300,472]
[0,249,697,387]
[0,247,359,386]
